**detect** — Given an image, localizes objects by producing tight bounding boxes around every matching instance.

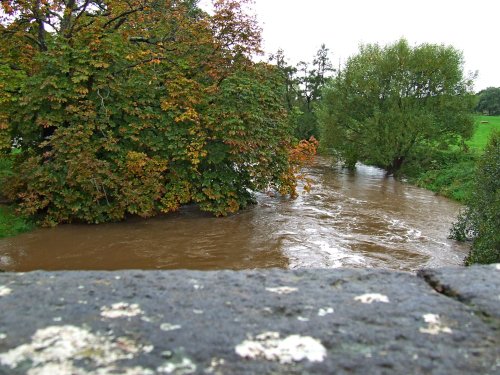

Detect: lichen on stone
[318,307,334,317]
[0,285,12,297]
[157,357,197,374]
[265,286,298,295]
[354,293,390,304]
[0,325,149,374]
[235,331,327,364]
[160,323,182,332]
[100,302,143,319]
[204,357,225,374]
[419,314,453,335]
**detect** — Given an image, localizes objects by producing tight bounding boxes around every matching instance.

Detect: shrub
[450,132,500,264]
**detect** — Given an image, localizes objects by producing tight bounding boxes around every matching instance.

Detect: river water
[0,157,469,272]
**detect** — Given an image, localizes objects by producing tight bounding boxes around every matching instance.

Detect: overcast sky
[203,0,500,92]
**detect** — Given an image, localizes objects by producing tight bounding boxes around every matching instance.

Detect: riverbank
[400,115,499,202]
[0,266,498,374]
[1,116,497,240]
[0,205,32,240]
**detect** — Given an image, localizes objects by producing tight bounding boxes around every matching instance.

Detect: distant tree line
[476,87,500,116]
[269,44,334,140]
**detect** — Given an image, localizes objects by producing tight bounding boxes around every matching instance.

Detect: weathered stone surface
[0,266,498,374]
[418,263,500,319]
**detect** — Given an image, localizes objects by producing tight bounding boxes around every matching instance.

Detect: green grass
[402,150,476,202]
[0,205,33,239]
[402,115,500,202]
[468,115,500,150]
[0,154,33,238]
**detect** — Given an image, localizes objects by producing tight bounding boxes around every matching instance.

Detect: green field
[467,115,500,150]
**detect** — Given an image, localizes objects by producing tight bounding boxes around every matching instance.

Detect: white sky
[202,0,500,92]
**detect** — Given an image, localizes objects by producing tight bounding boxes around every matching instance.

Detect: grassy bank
[0,155,33,238]
[467,115,500,150]
[0,205,33,239]
[402,115,499,202]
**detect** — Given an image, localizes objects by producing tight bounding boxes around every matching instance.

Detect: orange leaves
[1,1,13,14]
[283,137,319,198]
[289,136,319,166]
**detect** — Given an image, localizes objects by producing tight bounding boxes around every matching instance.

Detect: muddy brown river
[0,157,469,272]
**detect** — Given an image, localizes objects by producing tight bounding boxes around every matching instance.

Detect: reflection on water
[0,157,468,272]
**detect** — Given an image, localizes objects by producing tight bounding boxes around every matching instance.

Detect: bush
[450,132,500,264]
[399,146,476,202]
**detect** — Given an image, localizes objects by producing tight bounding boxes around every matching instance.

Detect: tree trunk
[386,156,405,176]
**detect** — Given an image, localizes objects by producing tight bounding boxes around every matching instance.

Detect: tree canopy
[319,39,476,173]
[476,87,500,116]
[270,45,334,140]
[0,0,304,225]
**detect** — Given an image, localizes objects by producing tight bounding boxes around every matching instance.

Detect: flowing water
[0,157,469,272]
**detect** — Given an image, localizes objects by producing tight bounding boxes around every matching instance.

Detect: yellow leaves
[126,151,148,175]
[175,108,199,123]
[74,86,89,95]
[90,61,110,69]
[126,151,168,176]
[160,180,192,213]
[71,75,89,84]
[202,188,220,200]
[160,100,176,112]
[227,198,240,213]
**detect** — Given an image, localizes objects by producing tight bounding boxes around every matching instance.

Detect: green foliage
[400,148,476,202]
[0,0,296,226]
[450,132,500,264]
[319,39,476,173]
[0,153,33,238]
[401,116,499,203]
[468,115,500,150]
[476,87,500,116]
[0,205,33,239]
[270,45,334,140]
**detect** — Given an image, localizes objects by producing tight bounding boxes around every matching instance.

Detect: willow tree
[0,0,298,225]
[319,39,475,173]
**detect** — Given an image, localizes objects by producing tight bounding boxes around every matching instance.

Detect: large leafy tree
[476,87,500,116]
[319,39,476,173]
[0,0,298,225]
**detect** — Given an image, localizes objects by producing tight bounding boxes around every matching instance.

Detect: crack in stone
[417,270,498,327]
